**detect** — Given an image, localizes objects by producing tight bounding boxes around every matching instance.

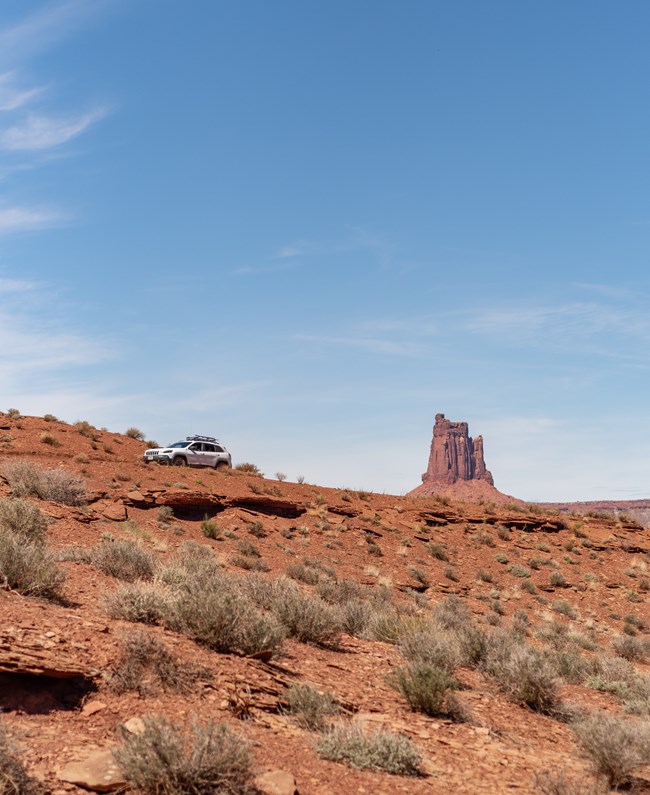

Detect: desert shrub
[0,532,64,600]
[232,555,270,572]
[168,578,285,656]
[317,578,363,605]
[390,662,465,720]
[2,462,85,506]
[42,414,58,423]
[104,583,172,625]
[573,711,650,789]
[5,409,20,418]
[74,420,98,438]
[125,427,145,441]
[247,521,267,539]
[550,571,567,588]
[200,518,221,539]
[509,564,531,578]
[427,542,449,562]
[237,539,261,558]
[0,720,42,794]
[366,610,409,645]
[587,655,638,695]
[483,630,559,714]
[478,569,493,583]
[0,499,47,544]
[234,462,263,477]
[39,432,59,447]
[91,538,156,582]
[623,675,650,716]
[553,600,577,619]
[457,624,489,668]
[398,626,460,673]
[285,683,340,731]
[286,561,322,585]
[157,506,174,527]
[317,723,422,776]
[339,600,373,637]
[266,578,342,646]
[108,632,206,695]
[114,716,253,795]
[533,768,600,795]
[612,634,650,662]
[433,595,471,631]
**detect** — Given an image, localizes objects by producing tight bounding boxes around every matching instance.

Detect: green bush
[317,723,422,776]
[114,716,253,795]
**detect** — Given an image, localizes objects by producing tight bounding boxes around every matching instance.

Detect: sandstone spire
[421,413,494,486]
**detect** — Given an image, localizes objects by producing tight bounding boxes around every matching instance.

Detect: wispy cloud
[0,1,111,67]
[0,205,66,233]
[1,107,108,151]
[294,333,422,357]
[0,72,44,111]
[0,277,39,294]
[274,242,308,259]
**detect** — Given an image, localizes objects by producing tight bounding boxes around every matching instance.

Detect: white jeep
[143,435,232,469]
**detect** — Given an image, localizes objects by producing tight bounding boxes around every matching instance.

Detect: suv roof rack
[186,435,218,443]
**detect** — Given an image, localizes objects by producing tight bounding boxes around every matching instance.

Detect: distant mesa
[409,413,514,503]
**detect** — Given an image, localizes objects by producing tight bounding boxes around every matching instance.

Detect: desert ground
[1,411,649,794]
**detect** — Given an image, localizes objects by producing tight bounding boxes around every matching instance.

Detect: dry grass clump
[39,432,59,447]
[0,720,43,795]
[0,534,65,600]
[572,711,650,789]
[612,634,650,662]
[286,561,323,585]
[114,716,253,795]
[533,768,601,795]
[91,537,156,582]
[398,625,460,673]
[285,683,340,731]
[104,583,172,625]
[2,461,86,506]
[389,662,466,721]
[317,723,422,776]
[125,427,145,441]
[108,632,207,695]
[169,578,285,655]
[262,577,342,647]
[0,499,47,543]
[482,629,560,714]
[233,462,263,477]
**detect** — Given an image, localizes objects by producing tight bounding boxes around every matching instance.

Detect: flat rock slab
[59,748,126,792]
[254,769,298,795]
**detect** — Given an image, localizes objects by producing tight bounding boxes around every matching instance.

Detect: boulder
[253,770,298,795]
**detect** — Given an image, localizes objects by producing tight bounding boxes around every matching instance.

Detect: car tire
[173,457,187,467]
[215,460,230,470]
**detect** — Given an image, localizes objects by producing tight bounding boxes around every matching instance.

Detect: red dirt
[1,413,649,794]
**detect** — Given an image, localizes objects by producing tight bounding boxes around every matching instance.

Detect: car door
[186,443,202,466]
[202,443,218,467]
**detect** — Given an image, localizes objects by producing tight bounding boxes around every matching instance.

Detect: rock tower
[421,413,494,486]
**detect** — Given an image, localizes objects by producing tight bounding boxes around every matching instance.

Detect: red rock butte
[408,413,516,503]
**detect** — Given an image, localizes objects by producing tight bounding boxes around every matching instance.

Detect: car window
[204,444,216,452]
[215,445,224,453]
[188,443,198,450]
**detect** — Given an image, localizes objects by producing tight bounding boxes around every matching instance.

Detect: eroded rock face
[421,413,494,486]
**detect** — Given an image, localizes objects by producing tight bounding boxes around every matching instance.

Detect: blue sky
[1,0,649,501]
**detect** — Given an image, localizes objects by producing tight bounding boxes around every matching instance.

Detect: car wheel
[173,457,187,467]
[215,460,230,470]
